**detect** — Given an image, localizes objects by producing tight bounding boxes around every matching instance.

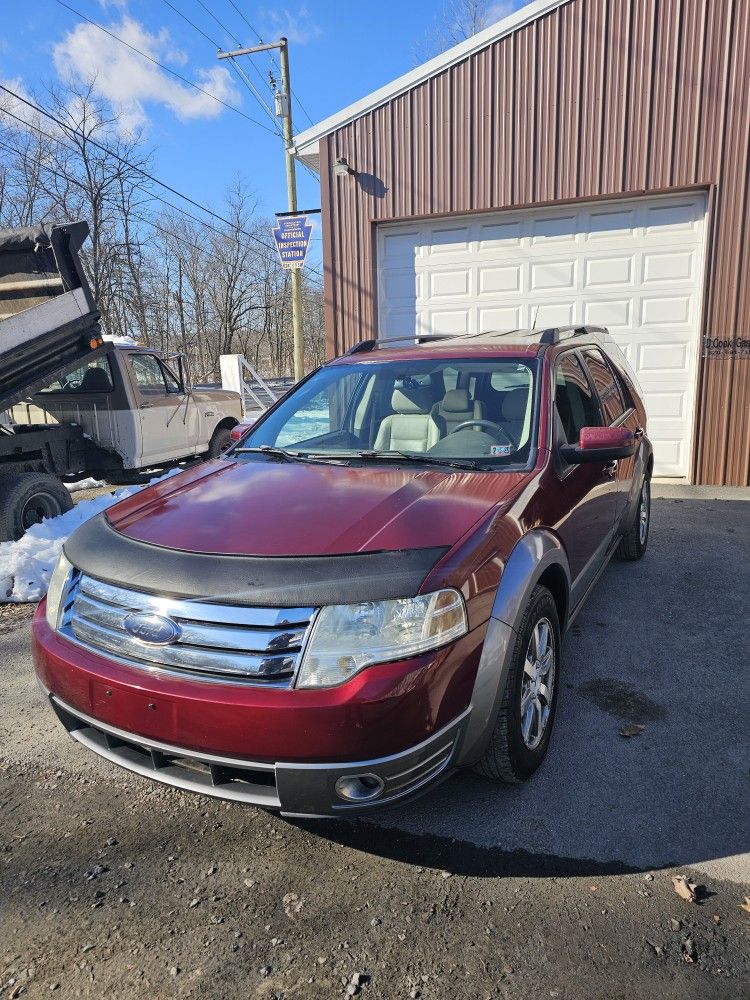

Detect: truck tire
[206,426,233,459]
[0,472,74,542]
[473,585,561,784]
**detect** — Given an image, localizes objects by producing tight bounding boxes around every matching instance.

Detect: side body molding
[456,530,571,767]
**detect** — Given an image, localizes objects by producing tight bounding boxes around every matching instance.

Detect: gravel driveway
[1,486,748,999]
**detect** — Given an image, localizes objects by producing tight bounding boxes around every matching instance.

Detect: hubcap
[20,492,61,531]
[520,617,556,750]
[639,479,650,546]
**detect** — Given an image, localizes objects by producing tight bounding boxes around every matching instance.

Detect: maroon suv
[33,325,652,817]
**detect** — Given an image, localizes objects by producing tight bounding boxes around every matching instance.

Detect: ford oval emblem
[123,613,181,645]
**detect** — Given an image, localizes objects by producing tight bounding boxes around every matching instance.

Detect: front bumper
[47,692,469,817]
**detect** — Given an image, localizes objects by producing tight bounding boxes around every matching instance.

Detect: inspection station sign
[272,214,313,270]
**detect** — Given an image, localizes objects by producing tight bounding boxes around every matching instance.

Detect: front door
[551,351,620,608]
[128,353,190,464]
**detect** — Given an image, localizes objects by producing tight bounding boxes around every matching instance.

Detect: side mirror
[560,426,636,464]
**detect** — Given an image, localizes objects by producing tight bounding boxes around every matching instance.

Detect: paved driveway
[356,485,750,883]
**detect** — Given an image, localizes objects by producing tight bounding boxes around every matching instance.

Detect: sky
[1,0,523,271]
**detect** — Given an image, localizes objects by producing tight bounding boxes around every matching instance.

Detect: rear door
[551,351,620,606]
[127,353,190,464]
[580,347,640,526]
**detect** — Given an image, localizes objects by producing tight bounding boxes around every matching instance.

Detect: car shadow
[284,495,750,878]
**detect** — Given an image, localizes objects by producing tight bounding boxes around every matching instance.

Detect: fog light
[334,773,385,803]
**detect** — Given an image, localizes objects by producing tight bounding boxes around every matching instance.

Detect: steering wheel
[449,419,513,444]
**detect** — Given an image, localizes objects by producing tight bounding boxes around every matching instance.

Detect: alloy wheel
[520,617,556,750]
[639,478,650,546]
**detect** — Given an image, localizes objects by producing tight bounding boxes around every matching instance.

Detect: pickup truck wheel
[0,473,74,542]
[473,585,561,784]
[616,475,650,561]
[206,426,233,459]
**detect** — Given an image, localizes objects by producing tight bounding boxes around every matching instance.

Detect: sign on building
[272,214,313,270]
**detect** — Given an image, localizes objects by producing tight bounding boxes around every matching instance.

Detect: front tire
[474,585,561,784]
[616,474,650,561]
[206,426,233,459]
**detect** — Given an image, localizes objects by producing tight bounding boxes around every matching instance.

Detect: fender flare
[456,530,571,767]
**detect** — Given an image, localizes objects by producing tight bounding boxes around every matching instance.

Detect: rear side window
[582,348,627,424]
[40,356,113,394]
[554,353,601,444]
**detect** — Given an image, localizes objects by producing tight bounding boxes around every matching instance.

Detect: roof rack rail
[538,325,609,344]
[345,333,454,355]
[343,325,611,356]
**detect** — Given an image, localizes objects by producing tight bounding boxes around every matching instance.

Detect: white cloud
[0,76,45,132]
[258,7,322,46]
[52,15,241,135]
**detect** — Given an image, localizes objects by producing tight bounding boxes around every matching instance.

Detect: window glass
[555,353,601,445]
[240,358,538,469]
[40,356,113,394]
[129,354,180,394]
[582,348,627,424]
[275,385,334,446]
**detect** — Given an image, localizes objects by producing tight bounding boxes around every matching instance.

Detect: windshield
[235,357,538,470]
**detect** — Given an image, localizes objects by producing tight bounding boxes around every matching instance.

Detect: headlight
[45,552,73,630]
[296,589,468,688]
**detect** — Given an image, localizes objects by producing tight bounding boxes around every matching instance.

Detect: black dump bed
[0,221,104,412]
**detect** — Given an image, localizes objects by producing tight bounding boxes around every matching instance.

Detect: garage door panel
[478,220,523,248]
[377,194,707,477]
[478,264,522,294]
[583,205,639,240]
[428,269,471,298]
[645,200,702,233]
[530,213,578,243]
[583,298,632,327]
[643,249,696,283]
[530,259,577,291]
[584,255,635,287]
[640,294,694,326]
[478,304,523,330]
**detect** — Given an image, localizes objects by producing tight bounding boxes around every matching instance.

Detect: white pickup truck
[0,222,242,541]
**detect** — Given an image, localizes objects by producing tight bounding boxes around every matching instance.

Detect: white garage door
[377,194,708,477]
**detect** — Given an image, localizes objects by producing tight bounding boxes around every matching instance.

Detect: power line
[0,84,275,257]
[52,0,279,135]
[0,111,323,278]
[159,0,280,127]
[0,135,323,284]
[221,0,315,127]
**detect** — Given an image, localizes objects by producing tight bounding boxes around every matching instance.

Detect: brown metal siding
[319,0,750,485]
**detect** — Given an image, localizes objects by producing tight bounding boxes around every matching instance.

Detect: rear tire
[206,426,233,459]
[616,474,650,561]
[0,472,73,542]
[473,585,561,784]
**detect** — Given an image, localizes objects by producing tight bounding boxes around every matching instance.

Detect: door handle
[140,402,153,409]
[604,460,618,477]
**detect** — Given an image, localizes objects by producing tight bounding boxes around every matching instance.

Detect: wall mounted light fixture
[334,156,355,178]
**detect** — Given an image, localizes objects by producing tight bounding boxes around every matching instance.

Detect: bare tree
[416,1,514,60]
[0,76,324,381]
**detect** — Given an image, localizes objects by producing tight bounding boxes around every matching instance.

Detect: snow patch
[66,477,107,493]
[0,469,182,603]
[102,333,139,346]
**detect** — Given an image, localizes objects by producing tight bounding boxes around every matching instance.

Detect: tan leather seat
[432,388,484,434]
[374,387,442,452]
[501,388,529,446]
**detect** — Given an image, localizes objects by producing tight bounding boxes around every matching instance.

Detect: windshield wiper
[351,450,484,471]
[232,446,348,465]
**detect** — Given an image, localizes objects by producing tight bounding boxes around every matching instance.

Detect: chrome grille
[61,573,316,685]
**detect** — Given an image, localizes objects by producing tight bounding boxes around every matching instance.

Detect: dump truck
[0,221,241,541]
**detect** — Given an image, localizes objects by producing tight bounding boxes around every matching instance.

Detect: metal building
[294,0,750,485]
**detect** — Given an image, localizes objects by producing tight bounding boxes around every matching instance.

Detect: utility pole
[218,38,305,382]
